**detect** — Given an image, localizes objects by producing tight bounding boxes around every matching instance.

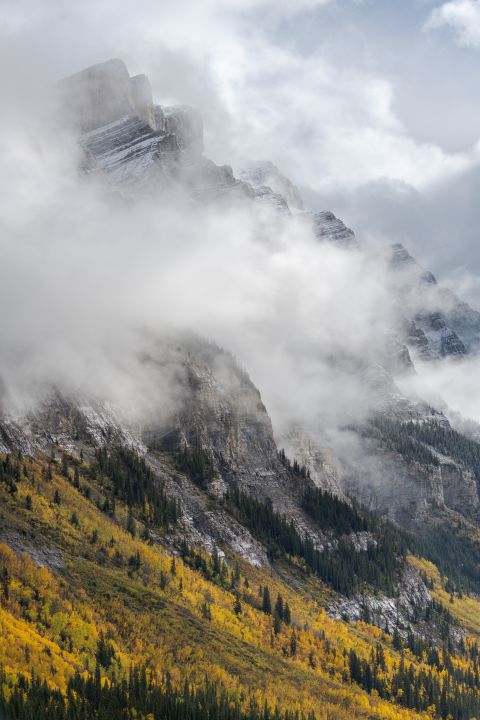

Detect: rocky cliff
[385,242,480,360]
[49,59,480,551]
[3,56,480,617]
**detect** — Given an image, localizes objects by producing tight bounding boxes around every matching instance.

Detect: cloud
[0,86,401,439]
[1,0,480,442]
[426,0,480,47]
[400,354,480,426]
[1,0,478,200]
[213,38,474,193]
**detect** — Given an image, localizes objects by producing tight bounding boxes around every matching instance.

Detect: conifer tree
[262,586,272,614]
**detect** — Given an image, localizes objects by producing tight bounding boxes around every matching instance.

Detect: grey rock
[0,529,64,571]
[59,59,158,133]
[310,210,359,249]
[385,243,480,360]
[162,105,204,156]
[328,563,438,642]
[239,161,304,210]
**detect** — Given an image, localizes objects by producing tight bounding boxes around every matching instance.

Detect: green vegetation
[94,446,180,529]
[278,449,310,480]
[369,416,480,483]
[175,439,215,489]
[348,640,480,720]
[402,420,480,482]
[0,455,20,494]
[368,417,440,466]
[225,485,406,596]
[4,447,480,720]
[301,486,368,535]
[419,523,480,594]
[0,666,315,720]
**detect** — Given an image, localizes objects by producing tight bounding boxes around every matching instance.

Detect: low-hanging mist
[0,97,401,444]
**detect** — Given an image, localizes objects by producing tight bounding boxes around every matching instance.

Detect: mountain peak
[239,161,304,210]
[387,243,437,285]
[312,210,359,249]
[59,58,157,133]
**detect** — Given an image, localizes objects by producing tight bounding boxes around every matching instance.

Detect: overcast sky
[1,0,479,294]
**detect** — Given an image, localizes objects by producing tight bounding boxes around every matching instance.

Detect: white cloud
[131,1,478,194]
[0,103,396,434]
[1,0,478,198]
[426,0,480,47]
[1,0,480,445]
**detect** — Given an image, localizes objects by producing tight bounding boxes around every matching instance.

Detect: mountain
[3,58,480,720]
[239,161,305,211]
[384,242,480,360]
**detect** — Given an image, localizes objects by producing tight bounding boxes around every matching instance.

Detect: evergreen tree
[275,593,284,621]
[233,594,242,616]
[262,586,272,614]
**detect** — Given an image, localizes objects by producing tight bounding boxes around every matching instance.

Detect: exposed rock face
[0,392,144,457]
[338,433,479,528]
[383,333,415,375]
[0,529,64,572]
[277,429,344,498]
[327,562,466,648]
[341,442,443,525]
[59,59,158,133]
[441,288,480,354]
[60,59,253,202]
[310,211,359,249]
[0,337,330,561]
[328,563,431,631]
[404,320,431,360]
[385,242,480,360]
[147,452,269,567]
[130,73,158,130]
[239,161,304,210]
[163,105,203,156]
[440,461,479,514]
[142,340,326,541]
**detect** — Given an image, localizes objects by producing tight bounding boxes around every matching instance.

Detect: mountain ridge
[2,57,480,720]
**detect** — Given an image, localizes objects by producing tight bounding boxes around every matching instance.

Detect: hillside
[2,56,480,720]
[2,449,480,720]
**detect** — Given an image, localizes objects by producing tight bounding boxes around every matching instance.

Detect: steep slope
[3,56,480,720]
[239,162,304,211]
[54,57,480,581]
[3,450,480,720]
[62,59,252,202]
[384,242,480,360]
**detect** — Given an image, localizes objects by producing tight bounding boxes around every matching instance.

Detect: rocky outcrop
[277,429,344,498]
[239,161,304,211]
[385,242,480,360]
[327,561,466,647]
[60,59,253,203]
[338,432,479,528]
[440,461,479,514]
[0,391,145,458]
[163,105,203,156]
[0,337,333,561]
[147,452,269,567]
[59,59,159,133]
[328,563,431,631]
[340,443,444,526]
[0,529,64,572]
[141,339,321,536]
[311,211,359,249]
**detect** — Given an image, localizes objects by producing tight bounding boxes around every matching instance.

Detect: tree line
[225,485,406,597]
[94,446,180,530]
[0,665,316,720]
